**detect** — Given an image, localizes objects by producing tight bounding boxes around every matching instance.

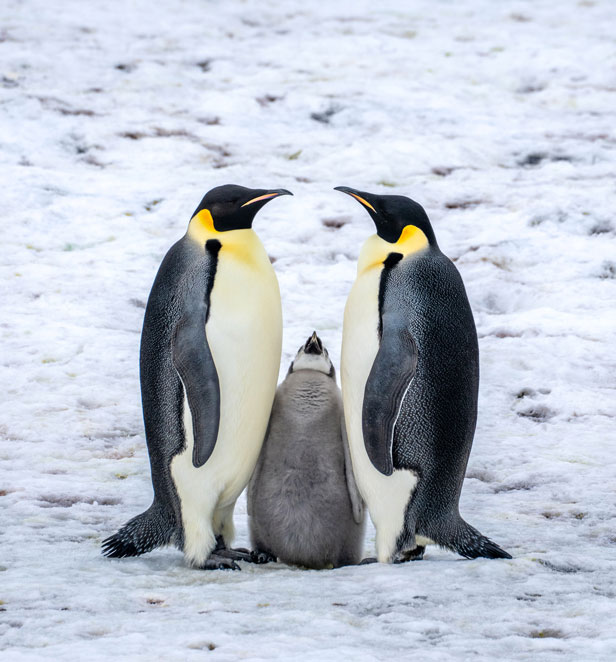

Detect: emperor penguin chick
[247,333,365,569]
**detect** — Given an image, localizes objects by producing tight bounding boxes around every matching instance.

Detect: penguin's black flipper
[102,503,174,558]
[172,315,220,468]
[362,306,417,477]
[171,251,221,469]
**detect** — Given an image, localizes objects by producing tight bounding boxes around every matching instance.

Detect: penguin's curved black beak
[334,186,377,214]
[304,331,323,355]
[241,189,293,207]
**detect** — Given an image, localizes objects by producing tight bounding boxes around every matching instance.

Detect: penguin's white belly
[170,253,282,565]
[341,267,418,562]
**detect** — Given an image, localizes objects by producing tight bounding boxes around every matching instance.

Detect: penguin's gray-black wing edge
[341,415,364,524]
[362,299,417,477]
[246,409,275,517]
[171,243,221,468]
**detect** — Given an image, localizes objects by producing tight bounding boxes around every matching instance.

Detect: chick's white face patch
[291,350,332,374]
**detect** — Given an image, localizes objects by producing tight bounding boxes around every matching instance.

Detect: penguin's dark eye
[211,201,236,218]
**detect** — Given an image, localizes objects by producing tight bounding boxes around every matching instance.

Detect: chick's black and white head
[288,332,335,378]
[192,184,292,232]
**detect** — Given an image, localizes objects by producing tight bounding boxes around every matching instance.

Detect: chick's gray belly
[254,412,354,567]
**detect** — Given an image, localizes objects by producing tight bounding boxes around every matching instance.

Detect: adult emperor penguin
[247,333,365,569]
[335,186,511,563]
[102,184,291,570]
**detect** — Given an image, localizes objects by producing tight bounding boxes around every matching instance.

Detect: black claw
[199,555,241,571]
[394,546,425,563]
[250,550,276,564]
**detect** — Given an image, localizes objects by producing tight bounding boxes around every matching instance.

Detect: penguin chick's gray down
[247,333,365,569]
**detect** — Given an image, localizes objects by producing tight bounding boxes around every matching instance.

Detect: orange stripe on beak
[349,192,376,212]
[241,192,280,207]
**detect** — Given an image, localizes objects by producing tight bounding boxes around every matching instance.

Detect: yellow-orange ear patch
[187,209,217,244]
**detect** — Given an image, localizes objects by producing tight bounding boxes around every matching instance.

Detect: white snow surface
[1,0,616,659]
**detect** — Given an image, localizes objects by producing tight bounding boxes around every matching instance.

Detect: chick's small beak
[241,189,293,207]
[304,331,323,355]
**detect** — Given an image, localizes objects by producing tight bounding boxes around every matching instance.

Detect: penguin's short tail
[445,518,512,560]
[102,503,174,558]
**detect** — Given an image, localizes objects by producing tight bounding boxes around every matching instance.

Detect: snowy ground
[2,0,616,659]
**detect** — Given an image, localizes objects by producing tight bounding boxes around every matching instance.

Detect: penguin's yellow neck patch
[187,209,218,243]
[186,209,267,269]
[357,224,429,274]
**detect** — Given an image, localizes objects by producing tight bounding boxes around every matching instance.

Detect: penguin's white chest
[170,247,282,561]
[205,253,282,499]
[341,266,418,562]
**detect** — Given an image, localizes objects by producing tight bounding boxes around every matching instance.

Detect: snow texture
[1,0,616,659]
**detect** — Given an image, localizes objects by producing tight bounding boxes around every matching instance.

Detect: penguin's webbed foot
[359,557,378,565]
[213,547,275,564]
[198,554,241,571]
[216,548,253,562]
[213,535,274,564]
[250,549,277,564]
[393,545,425,563]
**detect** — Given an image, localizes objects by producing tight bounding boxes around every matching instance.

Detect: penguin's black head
[192,184,293,232]
[334,186,437,246]
[288,332,336,378]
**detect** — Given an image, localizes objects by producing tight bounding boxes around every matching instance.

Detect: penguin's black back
[385,249,479,513]
[139,237,216,505]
